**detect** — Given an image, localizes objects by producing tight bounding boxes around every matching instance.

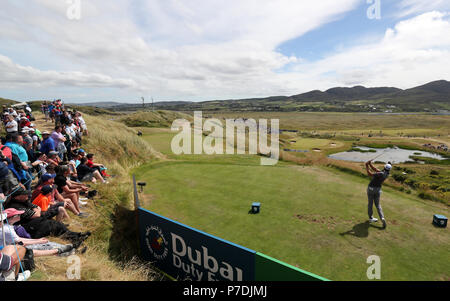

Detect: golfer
[365,160,392,228]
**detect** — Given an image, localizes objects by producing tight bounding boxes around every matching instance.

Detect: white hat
[384,163,392,171]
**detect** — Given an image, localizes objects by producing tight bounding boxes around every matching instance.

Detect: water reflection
[329,146,446,164]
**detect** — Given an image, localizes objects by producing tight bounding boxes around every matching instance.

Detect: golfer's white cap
[384,163,392,171]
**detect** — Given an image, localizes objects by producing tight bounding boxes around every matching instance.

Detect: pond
[328,146,447,164]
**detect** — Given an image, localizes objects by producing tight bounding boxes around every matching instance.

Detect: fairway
[133,120,450,281]
[133,151,450,281]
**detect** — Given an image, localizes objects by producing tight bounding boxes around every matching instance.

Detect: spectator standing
[5,116,18,135]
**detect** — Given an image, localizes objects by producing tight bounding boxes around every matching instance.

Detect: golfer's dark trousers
[367,186,385,220]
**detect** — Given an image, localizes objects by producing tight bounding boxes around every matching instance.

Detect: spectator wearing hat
[32,173,82,217]
[39,131,55,155]
[32,185,69,222]
[29,124,42,141]
[46,151,61,166]
[21,128,35,162]
[7,108,17,117]
[19,117,31,129]
[78,149,86,158]
[21,128,33,151]
[1,209,74,260]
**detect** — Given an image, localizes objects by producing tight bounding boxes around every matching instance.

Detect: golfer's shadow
[339,221,384,238]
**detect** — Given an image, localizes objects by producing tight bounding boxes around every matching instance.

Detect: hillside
[0,97,19,106]
[28,112,165,281]
[65,80,450,113]
[119,110,193,128]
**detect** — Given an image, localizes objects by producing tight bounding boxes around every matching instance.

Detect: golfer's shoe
[369,217,378,223]
[382,218,387,228]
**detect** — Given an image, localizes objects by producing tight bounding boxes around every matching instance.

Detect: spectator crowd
[1,100,110,281]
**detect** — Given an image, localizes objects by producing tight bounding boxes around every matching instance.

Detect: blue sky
[278,1,393,61]
[0,0,449,103]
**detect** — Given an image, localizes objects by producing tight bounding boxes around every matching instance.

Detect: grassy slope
[134,127,450,281]
[29,112,164,281]
[119,110,193,128]
[0,97,19,106]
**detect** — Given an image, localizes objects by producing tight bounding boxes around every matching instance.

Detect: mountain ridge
[3,80,449,112]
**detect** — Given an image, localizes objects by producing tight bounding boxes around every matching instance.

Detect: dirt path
[33,112,54,132]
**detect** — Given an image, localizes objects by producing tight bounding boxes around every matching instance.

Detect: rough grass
[82,114,164,165]
[120,110,193,128]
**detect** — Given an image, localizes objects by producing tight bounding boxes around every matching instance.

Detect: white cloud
[396,0,450,18]
[0,54,137,89]
[0,0,363,100]
[291,11,450,89]
[0,1,449,102]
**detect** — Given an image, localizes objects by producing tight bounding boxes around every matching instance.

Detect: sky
[0,0,449,103]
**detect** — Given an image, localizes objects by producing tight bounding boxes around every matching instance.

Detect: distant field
[289,138,342,150]
[209,112,450,132]
[134,124,450,281]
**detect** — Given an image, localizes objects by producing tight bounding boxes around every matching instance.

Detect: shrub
[392,173,407,183]
[404,178,417,188]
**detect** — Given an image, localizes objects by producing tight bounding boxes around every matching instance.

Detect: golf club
[370,149,388,162]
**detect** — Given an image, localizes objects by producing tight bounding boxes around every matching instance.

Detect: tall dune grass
[120,110,193,128]
[83,114,164,174]
[29,112,164,281]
